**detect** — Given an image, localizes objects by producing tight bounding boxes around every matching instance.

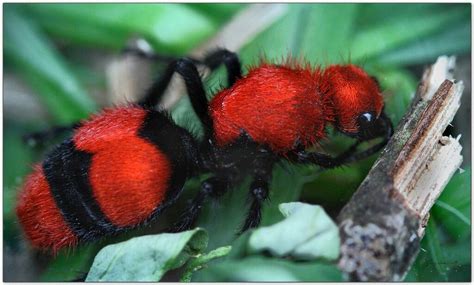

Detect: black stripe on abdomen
[43,139,121,241]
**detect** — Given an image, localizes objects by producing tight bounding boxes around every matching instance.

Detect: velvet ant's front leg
[287,115,393,168]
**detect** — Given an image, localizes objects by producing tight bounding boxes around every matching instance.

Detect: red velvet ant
[16,47,393,252]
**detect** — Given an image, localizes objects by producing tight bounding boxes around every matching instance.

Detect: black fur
[43,139,121,241]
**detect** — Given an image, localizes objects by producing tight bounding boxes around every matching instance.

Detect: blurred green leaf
[40,244,99,281]
[196,256,343,281]
[350,6,469,62]
[86,229,208,281]
[298,4,358,65]
[181,246,232,282]
[3,123,35,247]
[249,202,339,260]
[425,218,449,281]
[193,164,314,252]
[378,68,418,126]
[442,239,471,266]
[375,20,470,66]
[185,4,245,24]
[356,4,456,29]
[24,4,218,54]
[4,6,96,123]
[239,4,358,66]
[433,168,471,241]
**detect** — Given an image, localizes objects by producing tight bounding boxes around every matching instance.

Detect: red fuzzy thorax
[209,64,334,152]
[73,106,171,227]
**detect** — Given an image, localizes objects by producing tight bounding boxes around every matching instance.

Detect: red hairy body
[73,106,171,227]
[16,106,174,251]
[16,166,78,251]
[210,64,334,152]
[16,49,390,253]
[210,63,384,152]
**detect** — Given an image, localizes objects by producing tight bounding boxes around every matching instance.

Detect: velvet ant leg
[239,152,275,233]
[168,176,228,233]
[288,110,394,168]
[240,178,270,233]
[287,149,355,169]
[139,58,214,138]
[123,41,242,87]
[22,123,81,147]
[202,49,242,86]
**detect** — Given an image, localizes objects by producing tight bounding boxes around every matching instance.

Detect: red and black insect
[16,48,393,252]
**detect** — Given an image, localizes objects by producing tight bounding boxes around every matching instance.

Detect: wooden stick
[337,56,464,281]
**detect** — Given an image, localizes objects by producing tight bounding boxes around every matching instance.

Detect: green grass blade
[375,20,470,66]
[350,6,469,62]
[425,218,449,281]
[4,6,96,123]
[24,4,218,54]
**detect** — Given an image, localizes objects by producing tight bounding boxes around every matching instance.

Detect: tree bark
[337,56,464,281]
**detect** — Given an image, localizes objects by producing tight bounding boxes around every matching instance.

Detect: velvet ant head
[322,64,385,140]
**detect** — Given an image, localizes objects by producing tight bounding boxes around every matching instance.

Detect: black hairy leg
[168,176,229,233]
[239,148,276,233]
[240,178,270,233]
[139,58,213,136]
[126,46,241,137]
[202,49,242,86]
[287,112,393,169]
[123,43,242,88]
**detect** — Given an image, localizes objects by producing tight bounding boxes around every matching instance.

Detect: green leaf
[425,218,449,281]
[85,229,208,281]
[350,6,469,62]
[377,68,418,126]
[40,244,99,281]
[249,202,339,260]
[3,123,35,248]
[356,4,456,29]
[298,4,358,65]
[239,4,358,66]
[193,163,313,252]
[433,168,471,241]
[4,6,96,123]
[196,256,343,281]
[374,19,470,66]
[185,3,245,24]
[180,246,232,282]
[24,4,218,54]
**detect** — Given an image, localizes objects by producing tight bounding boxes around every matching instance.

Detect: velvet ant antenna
[17,46,393,252]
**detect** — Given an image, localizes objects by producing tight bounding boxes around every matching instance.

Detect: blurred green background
[3,3,471,282]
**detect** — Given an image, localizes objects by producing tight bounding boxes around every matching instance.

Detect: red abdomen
[73,106,171,227]
[16,166,79,252]
[209,64,333,152]
[16,106,192,251]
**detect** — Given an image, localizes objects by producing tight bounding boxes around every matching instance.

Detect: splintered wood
[337,56,464,281]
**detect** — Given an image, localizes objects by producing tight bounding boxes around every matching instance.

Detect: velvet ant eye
[16,47,393,252]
